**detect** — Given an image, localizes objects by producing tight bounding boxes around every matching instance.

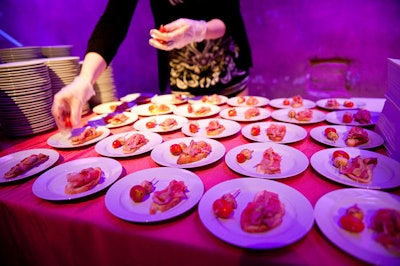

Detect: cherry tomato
[250,125,260,136]
[187,104,193,113]
[159,25,167,33]
[130,185,148,202]
[170,144,183,156]
[333,150,350,160]
[339,214,365,233]
[324,127,337,135]
[64,116,72,128]
[146,121,156,128]
[344,101,354,108]
[228,109,237,117]
[112,139,122,149]
[236,153,246,163]
[342,112,353,123]
[189,123,198,133]
[283,99,290,105]
[212,198,233,219]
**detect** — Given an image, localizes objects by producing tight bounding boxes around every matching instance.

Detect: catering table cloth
[0,97,398,266]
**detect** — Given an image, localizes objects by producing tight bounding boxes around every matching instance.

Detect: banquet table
[0,97,398,266]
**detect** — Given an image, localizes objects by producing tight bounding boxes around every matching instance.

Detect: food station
[1,73,399,265]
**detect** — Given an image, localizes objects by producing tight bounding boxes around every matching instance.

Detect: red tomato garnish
[130,185,148,202]
[343,112,353,123]
[283,99,290,105]
[189,123,198,133]
[333,150,350,160]
[250,125,260,136]
[228,109,237,117]
[339,214,365,233]
[112,139,122,149]
[64,116,72,128]
[324,127,337,135]
[170,144,183,156]
[344,101,354,108]
[212,198,233,219]
[236,153,246,163]
[146,121,156,128]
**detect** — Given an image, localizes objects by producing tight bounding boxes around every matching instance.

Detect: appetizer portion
[148,103,171,114]
[175,140,212,164]
[255,148,282,174]
[65,167,102,194]
[266,124,287,141]
[3,153,49,179]
[130,180,155,202]
[354,109,371,124]
[103,113,129,125]
[345,126,369,147]
[201,94,223,105]
[370,208,400,255]
[71,127,103,145]
[244,107,260,119]
[205,120,225,136]
[325,127,339,142]
[240,190,285,233]
[158,117,178,130]
[339,204,365,233]
[112,133,149,154]
[212,190,239,219]
[288,109,313,121]
[150,180,187,214]
[236,148,254,163]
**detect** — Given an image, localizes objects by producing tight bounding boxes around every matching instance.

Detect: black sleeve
[86,0,139,65]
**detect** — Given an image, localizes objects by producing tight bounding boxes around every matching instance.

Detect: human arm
[148,18,226,51]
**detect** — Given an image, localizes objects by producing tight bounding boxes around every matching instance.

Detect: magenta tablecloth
[0,103,397,266]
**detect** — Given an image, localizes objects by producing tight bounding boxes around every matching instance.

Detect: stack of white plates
[41,45,72,58]
[81,62,118,107]
[0,46,42,63]
[0,60,56,137]
[376,58,400,162]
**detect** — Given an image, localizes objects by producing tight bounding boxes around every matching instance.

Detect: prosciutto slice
[345,126,369,147]
[150,180,187,214]
[3,153,49,179]
[339,156,377,183]
[255,148,282,174]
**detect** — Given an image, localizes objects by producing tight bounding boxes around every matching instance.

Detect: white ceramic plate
[105,167,204,223]
[310,147,400,189]
[131,103,176,116]
[92,101,123,114]
[316,98,366,110]
[314,188,400,265]
[181,118,241,139]
[32,157,122,201]
[241,122,308,144]
[0,149,59,183]
[269,98,316,109]
[310,125,384,149]
[151,137,226,168]
[225,143,309,179]
[188,94,228,105]
[47,127,110,148]
[88,112,138,128]
[198,178,314,249]
[119,93,140,102]
[151,94,188,105]
[325,110,380,126]
[219,107,271,122]
[271,109,326,124]
[227,96,269,107]
[133,114,188,133]
[173,104,221,118]
[95,131,163,158]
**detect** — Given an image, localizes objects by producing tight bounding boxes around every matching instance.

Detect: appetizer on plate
[3,153,49,179]
[169,139,212,164]
[65,167,102,194]
[150,180,188,214]
[111,133,149,154]
[71,127,103,145]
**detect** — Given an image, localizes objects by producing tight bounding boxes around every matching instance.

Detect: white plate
[310,147,400,189]
[151,137,226,168]
[92,101,123,114]
[105,167,204,223]
[133,114,188,133]
[269,97,316,109]
[181,118,241,139]
[227,96,269,107]
[131,103,176,116]
[314,188,400,265]
[316,98,366,110]
[151,94,188,105]
[225,143,309,179]
[241,122,308,144]
[47,127,110,148]
[188,94,228,105]
[219,107,271,122]
[0,149,59,183]
[271,109,326,124]
[325,110,380,126]
[88,112,138,128]
[32,157,122,201]
[95,131,163,158]
[198,178,314,249]
[173,104,221,118]
[310,125,384,149]
[119,93,141,102]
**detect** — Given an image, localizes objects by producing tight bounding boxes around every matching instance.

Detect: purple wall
[2,0,400,100]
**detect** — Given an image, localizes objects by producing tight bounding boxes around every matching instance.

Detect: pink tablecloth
[0,102,397,266]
